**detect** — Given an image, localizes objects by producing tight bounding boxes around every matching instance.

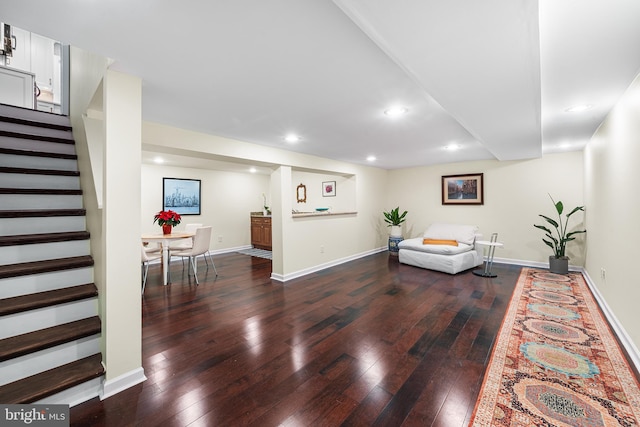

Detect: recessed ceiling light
[153,157,164,164]
[366,155,377,162]
[565,104,593,113]
[444,144,460,151]
[384,106,408,117]
[284,134,301,143]
[249,167,257,173]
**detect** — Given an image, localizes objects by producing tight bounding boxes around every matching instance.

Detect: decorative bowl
[315,207,329,212]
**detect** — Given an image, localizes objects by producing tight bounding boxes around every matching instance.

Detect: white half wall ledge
[100,367,146,401]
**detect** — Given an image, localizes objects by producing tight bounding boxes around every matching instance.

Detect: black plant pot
[549,256,569,275]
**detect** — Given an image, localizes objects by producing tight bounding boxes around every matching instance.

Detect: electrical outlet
[218,235,222,243]
[600,268,606,279]
[320,245,324,253]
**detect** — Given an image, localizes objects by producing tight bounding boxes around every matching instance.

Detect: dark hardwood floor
[71,252,522,426]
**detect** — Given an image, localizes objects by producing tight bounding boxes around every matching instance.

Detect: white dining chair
[170,226,217,284]
[169,223,202,251]
[170,223,216,269]
[141,244,162,294]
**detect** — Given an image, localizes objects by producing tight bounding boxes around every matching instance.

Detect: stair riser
[0,172,80,189]
[0,122,74,141]
[0,336,100,386]
[0,298,98,339]
[0,155,78,171]
[0,240,90,266]
[0,216,86,236]
[0,105,71,128]
[0,136,76,156]
[0,194,83,210]
[0,268,94,299]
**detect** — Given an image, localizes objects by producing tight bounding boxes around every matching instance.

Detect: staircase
[0,104,104,405]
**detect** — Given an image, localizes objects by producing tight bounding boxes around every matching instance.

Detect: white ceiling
[2,0,640,170]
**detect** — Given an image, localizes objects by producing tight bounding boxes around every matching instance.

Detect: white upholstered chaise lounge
[397,223,483,274]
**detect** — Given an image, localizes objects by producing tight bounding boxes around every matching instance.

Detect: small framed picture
[442,173,484,205]
[322,181,336,197]
[163,177,201,215]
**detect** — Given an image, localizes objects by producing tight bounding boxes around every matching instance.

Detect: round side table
[472,240,504,277]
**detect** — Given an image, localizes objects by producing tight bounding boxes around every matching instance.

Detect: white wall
[142,121,390,278]
[102,70,143,383]
[69,48,145,390]
[387,152,585,266]
[584,72,640,354]
[291,170,356,213]
[281,167,387,276]
[141,164,270,250]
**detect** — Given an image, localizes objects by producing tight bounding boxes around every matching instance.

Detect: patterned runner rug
[236,248,272,260]
[470,267,640,426]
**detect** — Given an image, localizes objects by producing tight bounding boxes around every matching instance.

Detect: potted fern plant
[534,195,586,274]
[383,207,408,238]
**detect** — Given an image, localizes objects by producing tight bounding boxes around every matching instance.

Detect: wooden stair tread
[0,283,98,316]
[0,316,101,362]
[0,129,74,145]
[0,166,79,176]
[0,354,104,404]
[0,255,94,279]
[0,188,83,195]
[0,147,77,160]
[0,209,86,218]
[0,231,90,247]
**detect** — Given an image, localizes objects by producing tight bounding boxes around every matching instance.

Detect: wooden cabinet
[250,216,272,250]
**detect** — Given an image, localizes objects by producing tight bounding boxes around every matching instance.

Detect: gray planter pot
[549,256,569,275]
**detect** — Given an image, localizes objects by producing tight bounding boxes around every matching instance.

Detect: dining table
[141,232,194,286]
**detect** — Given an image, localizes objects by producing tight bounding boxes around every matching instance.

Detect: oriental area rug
[470,267,640,426]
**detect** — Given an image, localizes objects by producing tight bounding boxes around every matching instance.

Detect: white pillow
[423,223,478,245]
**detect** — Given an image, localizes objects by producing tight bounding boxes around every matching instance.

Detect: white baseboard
[36,377,103,408]
[578,267,640,375]
[271,247,387,282]
[100,367,146,401]
[146,245,253,265]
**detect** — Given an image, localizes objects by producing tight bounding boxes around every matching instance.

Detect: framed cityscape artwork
[441,173,483,205]
[163,178,201,215]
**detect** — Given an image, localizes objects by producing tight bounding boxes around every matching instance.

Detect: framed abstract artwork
[442,173,484,205]
[163,178,201,215]
[322,181,336,197]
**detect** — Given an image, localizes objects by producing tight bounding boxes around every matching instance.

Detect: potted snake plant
[534,195,586,274]
[383,207,408,238]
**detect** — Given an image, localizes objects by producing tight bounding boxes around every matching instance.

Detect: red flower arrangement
[153,210,182,227]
